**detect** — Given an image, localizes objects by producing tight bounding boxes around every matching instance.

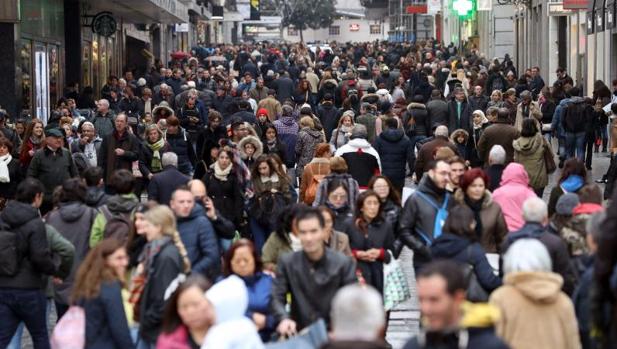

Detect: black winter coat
[426,99,449,129]
[202,169,245,227]
[404,103,431,138]
[317,103,341,140]
[138,141,172,178]
[147,166,191,205]
[374,129,412,190]
[165,129,196,175]
[98,131,140,183]
[0,158,22,200]
[404,328,509,349]
[447,100,473,134]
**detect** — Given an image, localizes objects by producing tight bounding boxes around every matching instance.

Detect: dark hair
[367,175,401,206]
[354,190,383,234]
[317,205,335,223]
[442,205,477,242]
[417,260,467,295]
[82,166,104,187]
[60,178,87,203]
[578,184,603,204]
[0,137,14,153]
[110,169,135,194]
[15,178,44,203]
[167,115,180,126]
[275,203,308,241]
[459,168,489,194]
[224,239,263,276]
[384,117,398,129]
[558,158,587,184]
[520,118,538,137]
[161,275,212,333]
[327,178,349,197]
[295,206,325,229]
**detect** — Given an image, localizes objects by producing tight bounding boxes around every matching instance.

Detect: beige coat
[514,101,543,131]
[258,96,283,122]
[513,133,548,190]
[490,271,581,349]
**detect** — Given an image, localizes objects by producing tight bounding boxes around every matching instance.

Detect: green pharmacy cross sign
[453,0,474,18]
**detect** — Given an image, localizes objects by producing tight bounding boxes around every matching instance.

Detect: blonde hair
[144,205,191,273]
[299,116,315,129]
[329,156,348,173]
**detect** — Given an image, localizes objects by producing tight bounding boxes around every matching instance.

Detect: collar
[44,146,62,155]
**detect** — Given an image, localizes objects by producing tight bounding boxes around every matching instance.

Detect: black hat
[45,128,64,138]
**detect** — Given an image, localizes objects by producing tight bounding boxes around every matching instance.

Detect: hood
[450,129,469,143]
[347,138,373,149]
[380,128,405,142]
[361,94,379,104]
[237,135,263,160]
[85,187,106,206]
[1,201,40,228]
[513,133,542,154]
[58,202,87,222]
[206,275,248,324]
[431,233,471,257]
[302,127,323,138]
[406,102,426,112]
[505,271,564,303]
[560,175,585,193]
[106,194,139,214]
[500,163,530,187]
[570,96,585,104]
[460,302,501,329]
[453,189,494,208]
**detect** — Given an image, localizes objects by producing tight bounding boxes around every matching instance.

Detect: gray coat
[27,147,79,203]
[295,127,325,177]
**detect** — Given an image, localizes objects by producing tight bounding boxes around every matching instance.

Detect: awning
[606,0,615,29]
[85,0,189,24]
[596,0,606,32]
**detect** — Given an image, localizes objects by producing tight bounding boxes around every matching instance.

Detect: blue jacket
[374,128,412,189]
[177,205,220,279]
[82,281,135,349]
[241,272,276,341]
[431,233,502,292]
[551,97,573,138]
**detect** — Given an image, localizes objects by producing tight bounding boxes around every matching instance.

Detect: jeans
[599,124,609,150]
[250,218,271,255]
[565,132,586,161]
[0,288,50,349]
[558,137,566,160]
[7,299,53,349]
[585,137,595,169]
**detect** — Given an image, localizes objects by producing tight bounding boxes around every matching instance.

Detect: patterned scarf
[147,137,166,172]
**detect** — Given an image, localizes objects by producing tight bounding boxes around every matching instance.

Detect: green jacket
[89,193,139,247]
[262,232,292,271]
[27,147,78,202]
[45,224,75,298]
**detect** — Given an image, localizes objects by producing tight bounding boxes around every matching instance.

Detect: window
[370,25,381,34]
[287,27,298,36]
[329,25,340,36]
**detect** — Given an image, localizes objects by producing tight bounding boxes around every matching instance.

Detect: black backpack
[0,222,23,276]
[564,102,587,133]
[461,246,490,303]
[250,191,289,228]
[100,206,133,245]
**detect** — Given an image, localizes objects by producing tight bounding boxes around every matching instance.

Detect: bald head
[188,179,207,197]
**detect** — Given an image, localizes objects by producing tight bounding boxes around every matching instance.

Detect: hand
[28,150,35,156]
[253,312,267,330]
[148,173,154,180]
[366,248,382,261]
[114,148,125,156]
[80,136,89,145]
[52,277,63,285]
[271,188,278,193]
[204,197,217,220]
[276,319,297,337]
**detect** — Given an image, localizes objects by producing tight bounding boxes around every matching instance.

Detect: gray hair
[98,99,109,108]
[586,211,606,242]
[522,197,548,223]
[488,145,506,165]
[331,284,385,341]
[162,152,178,168]
[504,238,552,274]
[434,125,449,137]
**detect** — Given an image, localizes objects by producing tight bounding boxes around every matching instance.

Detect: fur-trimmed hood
[406,102,426,112]
[450,128,469,143]
[237,135,263,160]
[454,188,495,209]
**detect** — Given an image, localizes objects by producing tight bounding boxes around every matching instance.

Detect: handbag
[383,251,411,311]
[50,305,85,349]
[542,139,557,174]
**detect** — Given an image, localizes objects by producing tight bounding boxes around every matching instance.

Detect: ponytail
[172,230,191,274]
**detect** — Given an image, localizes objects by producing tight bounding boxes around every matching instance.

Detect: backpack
[250,191,289,228]
[50,305,85,349]
[461,246,490,303]
[413,191,450,246]
[304,173,326,205]
[0,224,22,276]
[100,205,133,244]
[564,102,587,133]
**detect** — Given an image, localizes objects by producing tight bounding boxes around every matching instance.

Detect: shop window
[92,40,99,95]
[82,42,92,89]
[329,26,340,36]
[20,40,32,115]
[370,25,381,34]
[48,45,59,107]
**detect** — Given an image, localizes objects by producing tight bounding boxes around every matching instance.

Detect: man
[0,110,20,156]
[447,88,472,134]
[170,187,220,279]
[89,169,139,247]
[273,207,357,335]
[356,103,378,144]
[374,117,412,191]
[82,166,108,208]
[556,67,574,87]
[426,89,449,129]
[153,83,175,108]
[196,69,217,92]
[274,71,295,103]
[118,86,141,117]
[502,197,577,295]
[551,87,578,168]
[514,90,542,131]
[335,125,381,188]
[317,93,341,140]
[529,66,545,98]
[403,261,509,349]
[485,145,506,192]
[468,85,489,113]
[98,113,140,184]
[0,179,61,349]
[177,93,206,143]
[237,73,256,95]
[148,152,190,205]
[322,285,389,349]
[477,108,519,165]
[414,126,458,181]
[229,100,257,126]
[92,99,115,139]
[485,65,507,94]
[212,87,233,118]
[502,89,518,124]
[562,93,591,162]
[397,160,451,272]
[27,128,78,215]
[187,179,236,242]
[258,89,283,122]
[249,77,269,102]
[136,87,153,117]
[166,68,184,95]
[70,121,101,169]
[375,65,395,91]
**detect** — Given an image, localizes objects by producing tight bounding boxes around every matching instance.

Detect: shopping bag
[51,305,85,349]
[383,251,411,311]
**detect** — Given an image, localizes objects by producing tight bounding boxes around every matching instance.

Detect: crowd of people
[0,39,617,349]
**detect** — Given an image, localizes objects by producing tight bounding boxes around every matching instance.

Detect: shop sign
[563,0,588,10]
[548,2,574,15]
[92,12,117,37]
[349,23,360,31]
[406,4,428,13]
[427,0,441,14]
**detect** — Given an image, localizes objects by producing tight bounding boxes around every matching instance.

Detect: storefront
[81,27,122,100]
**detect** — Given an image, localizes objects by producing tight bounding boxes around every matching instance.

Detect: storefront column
[64,0,81,88]
[0,23,20,119]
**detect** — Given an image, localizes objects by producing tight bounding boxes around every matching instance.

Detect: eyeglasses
[329,194,347,200]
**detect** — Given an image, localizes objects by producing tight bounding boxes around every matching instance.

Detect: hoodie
[85,186,109,208]
[202,275,264,349]
[335,138,382,187]
[513,133,548,190]
[492,163,537,232]
[374,128,412,189]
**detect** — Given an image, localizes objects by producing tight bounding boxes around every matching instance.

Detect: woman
[321,178,355,232]
[294,79,312,106]
[262,204,305,271]
[492,163,538,232]
[330,111,355,150]
[165,116,196,176]
[202,149,245,228]
[140,124,171,181]
[470,110,489,167]
[345,190,395,294]
[19,118,45,170]
[548,158,587,217]
[295,116,325,180]
[254,108,272,140]
[238,135,263,170]
[0,137,22,207]
[224,239,276,341]
[313,156,360,210]
[431,205,502,297]
[487,90,504,109]
[261,125,287,165]
[14,119,26,142]
[250,155,291,252]
[318,206,352,256]
[454,169,508,253]
[539,87,556,143]
[71,239,135,349]
[513,118,548,197]
[157,275,214,349]
[300,143,331,205]
[138,205,191,348]
[490,239,580,349]
[368,175,401,238]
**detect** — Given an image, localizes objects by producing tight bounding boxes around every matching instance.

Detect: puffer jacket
[404,102,431,138]
[492,163,537,232]
[176,205,220,279]
[453,189,508,253]
[513,133,548,190]
[295,127,326,177]
[165,128,196,175]
[317,102,341,140]
[374,128,412,190]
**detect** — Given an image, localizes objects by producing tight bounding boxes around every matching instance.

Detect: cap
[257,108,269,117]
[45,128,64,138]
[556,193,580,216]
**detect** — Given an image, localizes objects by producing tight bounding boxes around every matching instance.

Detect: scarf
[0,154,11,183]
[464,195,484,240]
[266,139,277,150]
[140,236,172,279]
[289,233,303,252]
[213,161,232,181]
[30,135,43,146]
[260,173,279,183]
[147,137,166,172]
